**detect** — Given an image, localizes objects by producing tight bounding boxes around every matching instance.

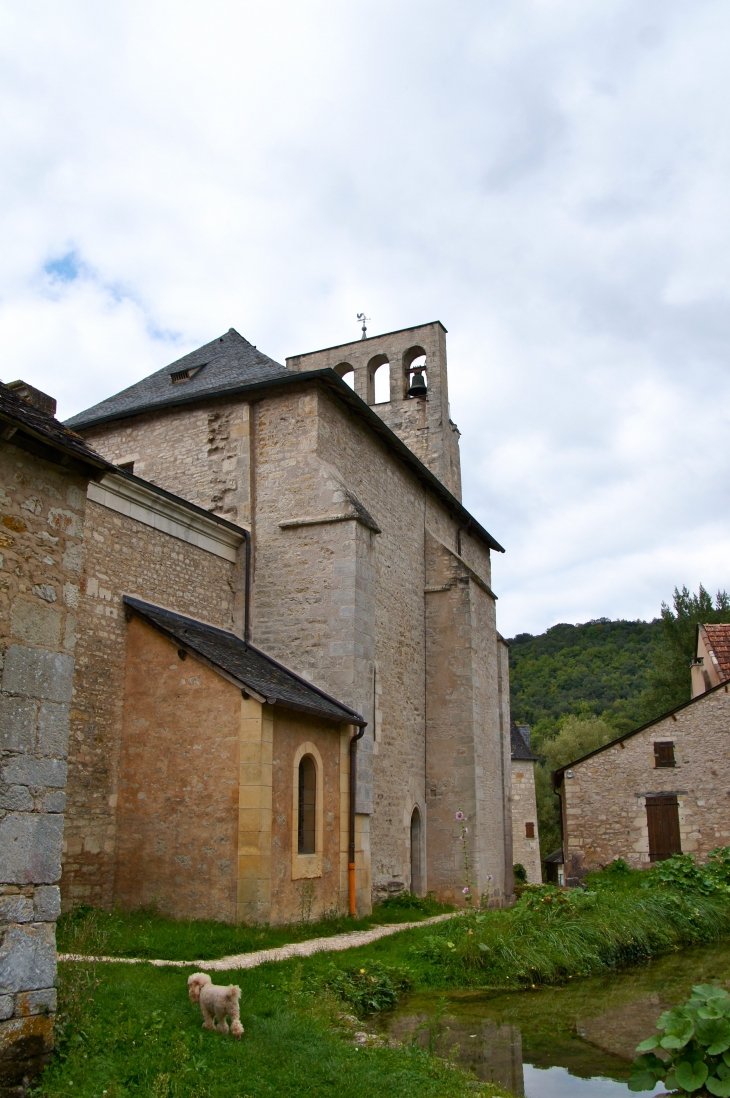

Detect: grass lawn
[35,866,730,1097]
[56,894,453,961]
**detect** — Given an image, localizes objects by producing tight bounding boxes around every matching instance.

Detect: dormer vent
[170,364,206,384]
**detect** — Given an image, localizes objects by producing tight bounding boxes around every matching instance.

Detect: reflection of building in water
[387,1010,524,1095]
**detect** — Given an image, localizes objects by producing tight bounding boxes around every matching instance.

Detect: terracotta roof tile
[703,624,730,681]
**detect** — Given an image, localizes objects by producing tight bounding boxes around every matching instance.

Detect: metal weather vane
[356,313,370,340]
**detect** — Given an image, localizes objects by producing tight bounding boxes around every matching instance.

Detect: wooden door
[646,794,681,861]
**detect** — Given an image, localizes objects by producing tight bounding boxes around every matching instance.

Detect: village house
[59,320,515,920]
[0,383,110,1094]
[510,724,541,884]
[553,623,730,873]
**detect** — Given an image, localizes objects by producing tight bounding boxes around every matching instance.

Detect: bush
[317,961,412,1016]
[646,849,730,896]
[630,983,730,1094]
[513,864,528,885]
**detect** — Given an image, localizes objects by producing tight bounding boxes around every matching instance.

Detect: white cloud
[1,0,730,635]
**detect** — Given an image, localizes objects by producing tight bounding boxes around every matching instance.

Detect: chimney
[6,381,57,417]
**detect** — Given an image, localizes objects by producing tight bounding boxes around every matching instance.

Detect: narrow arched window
[410,806,422,895]
[298,755,316,854]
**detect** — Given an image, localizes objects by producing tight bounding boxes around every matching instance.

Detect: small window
[297,755,316,854]
[525,822,535,839]
[170,363,205,384]
[654,741,675,768]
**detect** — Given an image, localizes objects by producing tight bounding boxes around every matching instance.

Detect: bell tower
[286,320,462,500]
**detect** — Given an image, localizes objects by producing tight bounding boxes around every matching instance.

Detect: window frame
[653,741,676,768]
[291,741,324,880]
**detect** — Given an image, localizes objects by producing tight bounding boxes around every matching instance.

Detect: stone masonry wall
[113,619,241,921]
[511,762,541,884]
[560,685,730,871]
[62,499,237,910]
[77,376,506,908]
[0,440,89,1095]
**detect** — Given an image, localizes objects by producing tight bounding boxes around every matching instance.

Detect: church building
[61,320,514,922]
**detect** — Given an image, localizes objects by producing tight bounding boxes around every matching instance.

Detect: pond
[379,941,730,1096]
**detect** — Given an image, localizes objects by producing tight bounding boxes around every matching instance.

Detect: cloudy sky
[2,0,729,637]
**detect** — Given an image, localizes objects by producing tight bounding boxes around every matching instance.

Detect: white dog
[187,972,244,1039]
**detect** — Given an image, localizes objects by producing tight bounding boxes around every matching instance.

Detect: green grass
[37,871,730,1097]
[57,893,453,962]
[33,960,510,1098]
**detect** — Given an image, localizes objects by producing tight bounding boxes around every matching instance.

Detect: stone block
[14,988,56,1016]
[0,815,63,884]
[1,758,67,789]
[33,887,60,922]
[0,923,56,994]
[9,599,61,649]
[38,791,65,813]
[0,786,33,813]
[0,996,11,1021]
[0,1013,54,1086]
[35,704,70,758]
[1,647,74,704]
[0,697,37,753]
[0,897,32,925]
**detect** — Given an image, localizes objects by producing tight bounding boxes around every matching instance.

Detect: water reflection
[381,942,730,1096]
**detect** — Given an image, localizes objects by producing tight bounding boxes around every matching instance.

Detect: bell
[406,370,427,398]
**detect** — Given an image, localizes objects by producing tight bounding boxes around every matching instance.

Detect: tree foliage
[640,585,730,720]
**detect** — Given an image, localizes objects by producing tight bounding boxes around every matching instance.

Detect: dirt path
[59,912,458,972]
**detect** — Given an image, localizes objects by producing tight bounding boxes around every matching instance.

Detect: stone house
[510,724,541,884]
[0,383,110,1095]
[63,320,514,915]
[554,674,730,873]
[691,624,730,697]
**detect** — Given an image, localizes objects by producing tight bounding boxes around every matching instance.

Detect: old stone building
[510,724,541,884]
[0,384,110,1094]
[63,320,513,916]
[691,624,730,697]
[554,675,730,872]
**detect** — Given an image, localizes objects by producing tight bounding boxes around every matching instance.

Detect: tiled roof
[66,329,287,429]
[511,723,538,761]
[123,596,366,727]
[703,624,730,681]
[0,382,110,473]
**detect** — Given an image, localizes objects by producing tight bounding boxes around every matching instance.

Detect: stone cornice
[88,472,246,562]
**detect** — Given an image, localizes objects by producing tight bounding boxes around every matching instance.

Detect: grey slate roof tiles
[511,723,538,761]
[0,382,111,472]
[123,596,366,727]
[66,328,287,429]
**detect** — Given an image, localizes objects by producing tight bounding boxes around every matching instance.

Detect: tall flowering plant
[455,811,473,905]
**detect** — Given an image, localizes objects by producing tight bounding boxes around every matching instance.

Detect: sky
[2,0,730,637]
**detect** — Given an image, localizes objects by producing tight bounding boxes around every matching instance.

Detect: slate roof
[703,624,730,681]
[123,596,366,727]
[511,723,538,761]
[66,329,287,429]
[0,382,111,473]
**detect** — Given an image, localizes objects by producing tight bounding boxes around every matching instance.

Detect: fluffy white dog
[187,972,244,1039]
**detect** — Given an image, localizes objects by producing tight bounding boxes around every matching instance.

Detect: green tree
[535,716,617,858]
[639,585,730,722]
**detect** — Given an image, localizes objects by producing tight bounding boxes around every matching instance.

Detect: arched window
[298,755,316,854]
[367,354,390,405]
[410,806,423,895]
[403,346,427,398]
[334,362,355,390]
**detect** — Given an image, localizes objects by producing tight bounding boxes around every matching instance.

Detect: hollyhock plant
[456,811,473,905]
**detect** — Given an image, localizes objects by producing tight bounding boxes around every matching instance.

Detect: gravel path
[59,912,458,972]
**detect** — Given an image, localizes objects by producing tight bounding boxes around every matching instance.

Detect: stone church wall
[510,762,542,884]
[62,496,239,910]
[0,441,89,1091]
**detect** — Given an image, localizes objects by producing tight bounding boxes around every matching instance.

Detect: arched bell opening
[410,806,423,895]
[367,353,390,405]
[403,346,427,399]
[334,362,355,390]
